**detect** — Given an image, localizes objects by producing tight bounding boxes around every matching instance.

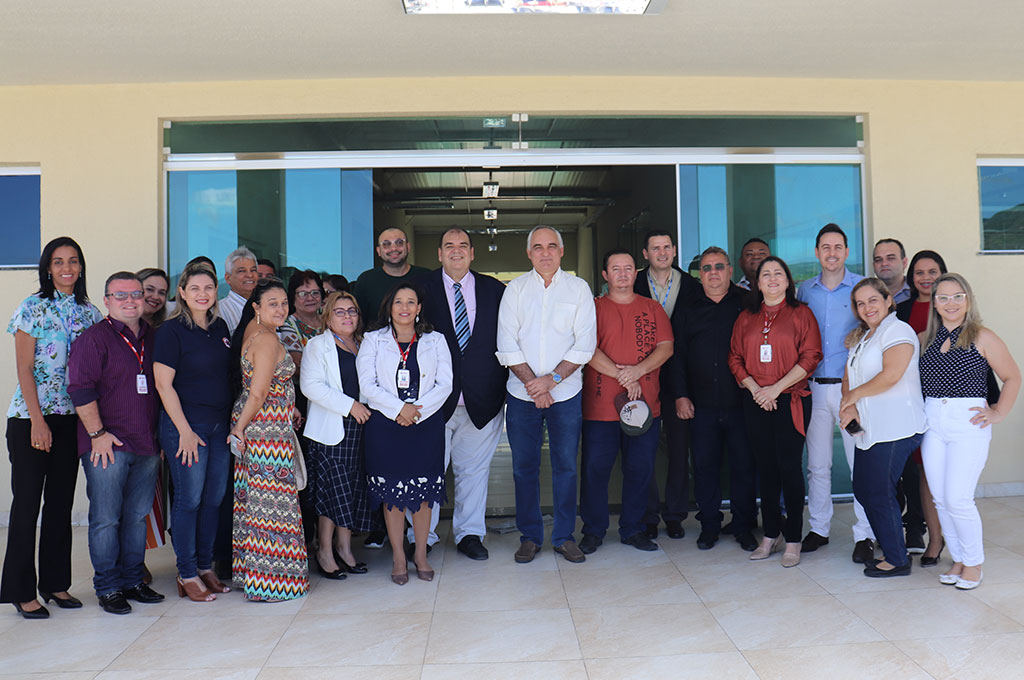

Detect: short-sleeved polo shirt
[153,315,234,424]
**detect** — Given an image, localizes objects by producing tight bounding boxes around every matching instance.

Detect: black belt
[811,377,842,385]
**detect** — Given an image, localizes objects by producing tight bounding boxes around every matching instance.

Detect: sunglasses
[700,262,728,273]
[105,291,144,301]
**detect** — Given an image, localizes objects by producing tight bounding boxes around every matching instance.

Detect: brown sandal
[177,576,216,602]
[199,570,231,593]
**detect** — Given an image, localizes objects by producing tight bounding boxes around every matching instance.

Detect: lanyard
[393,331,417,368]
[106,318,145,374]
[761,307,780,343]
[648,270,673,309]
[331,331,358,354]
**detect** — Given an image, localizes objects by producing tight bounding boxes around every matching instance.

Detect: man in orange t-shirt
[579,249,674,554]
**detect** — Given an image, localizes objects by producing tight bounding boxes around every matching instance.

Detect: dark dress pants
[691,405,757,534]
[741,394,810,543]
[853,434,923,567]
[897,455,925,533]
[645,394,690,524]
[0,415,80,603]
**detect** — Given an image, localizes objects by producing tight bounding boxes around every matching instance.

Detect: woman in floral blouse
[0,237,102,618]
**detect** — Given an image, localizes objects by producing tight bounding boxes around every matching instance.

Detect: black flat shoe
[13,602,49,619]
[123,584,165,603]
[665,521,685,539]
[864,562,911,578]
[314,556,347,581]
[333,549,368,574]
[39,591,83,609]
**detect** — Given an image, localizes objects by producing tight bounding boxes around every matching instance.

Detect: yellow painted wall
[2,75,1024,519]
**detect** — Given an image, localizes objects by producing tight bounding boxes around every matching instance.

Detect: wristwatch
[87,427,106,439]
[551,372,563,384]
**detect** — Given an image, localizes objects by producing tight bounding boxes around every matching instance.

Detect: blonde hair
[319,290,364,344]
[845,278,896,348]
[923,272,982,350]
[168,262,220,328]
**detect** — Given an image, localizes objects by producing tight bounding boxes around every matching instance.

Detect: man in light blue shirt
[797,224,876,564]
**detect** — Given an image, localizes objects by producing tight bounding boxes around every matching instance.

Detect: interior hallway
[3,497,1024,679]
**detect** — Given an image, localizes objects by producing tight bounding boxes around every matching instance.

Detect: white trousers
[805,381,874,541]
[921,397,991,567]
[407,406,504,546]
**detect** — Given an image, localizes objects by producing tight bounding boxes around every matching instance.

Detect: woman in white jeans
[919,273,1020,590]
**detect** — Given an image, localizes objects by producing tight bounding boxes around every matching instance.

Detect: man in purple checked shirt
[68,272,164,615]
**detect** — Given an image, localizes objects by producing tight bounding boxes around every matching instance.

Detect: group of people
[0,221,1018,619]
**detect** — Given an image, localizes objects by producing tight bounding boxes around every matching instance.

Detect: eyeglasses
[105,291,144,301]
[332,308,359,318]
[935,293,967,304]
[379,238,407,249]
[295,290,322,299]
[700,262,728,272]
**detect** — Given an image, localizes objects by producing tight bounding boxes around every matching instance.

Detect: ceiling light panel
[404,1,652,15]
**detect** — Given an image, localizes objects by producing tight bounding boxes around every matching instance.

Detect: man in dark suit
[414,228,508,560]
[634,229,701,540]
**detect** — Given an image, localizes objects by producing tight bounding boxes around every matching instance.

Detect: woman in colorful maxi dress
[230,279,309,602]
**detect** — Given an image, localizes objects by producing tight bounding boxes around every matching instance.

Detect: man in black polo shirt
[670,247,758,552]
[68,272,164,614]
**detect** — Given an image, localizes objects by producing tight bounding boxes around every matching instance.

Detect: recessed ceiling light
[404,1,653,15]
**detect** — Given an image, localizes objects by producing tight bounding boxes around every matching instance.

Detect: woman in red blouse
[729,256,822,567]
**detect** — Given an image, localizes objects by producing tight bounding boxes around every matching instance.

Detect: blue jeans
[81,450,160,597]
[158,412,231,578]
[581,418,660,541]
[691,405,757,534]
[853,433,923,568]
[505,393,582,547]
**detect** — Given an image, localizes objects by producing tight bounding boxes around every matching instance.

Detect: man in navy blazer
[413,228,508,560]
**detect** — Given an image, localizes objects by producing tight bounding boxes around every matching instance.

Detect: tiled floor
[3,498,1024,679]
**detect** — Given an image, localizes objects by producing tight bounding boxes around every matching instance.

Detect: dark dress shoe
[98,591,132,615]
[621,532,659,552]
[457,536,489,561]
[801,531,830,553]
[39,591,83,609]
[514,540,540,563]
[578,534,603,555]
[864,562,911,578]
[553,540,587,563]
[13,602,49,619]
[364,530,387,549]
[333,550,369,574]
[645,523,659,539]
[920,540,944,567]
[665,521,685,539]
[852,539,875,564]
[123,584,165,603]
[696,529,719,550]
[735,532,758,552]
[405,542,434,562]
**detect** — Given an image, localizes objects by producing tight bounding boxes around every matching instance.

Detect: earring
[47,273,51,280]
[415,314,420,323]
[256,312,261,326]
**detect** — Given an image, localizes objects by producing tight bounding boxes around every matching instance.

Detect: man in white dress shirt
[497,226,597,564]
[218,246,258,333]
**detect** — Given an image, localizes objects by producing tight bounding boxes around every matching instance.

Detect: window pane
[167,169,373,287]
[0,173,41,268]
[979,165,1024,251]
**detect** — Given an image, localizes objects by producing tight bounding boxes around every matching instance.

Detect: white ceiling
[3,0,1024,86]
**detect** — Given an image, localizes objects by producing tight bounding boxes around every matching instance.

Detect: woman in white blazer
[356,283,453,585]
[300,291,374,580]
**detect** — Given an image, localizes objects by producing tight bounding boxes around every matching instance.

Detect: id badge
[759,344,773,363]
[397,369,411,389]
[136,374,149,394]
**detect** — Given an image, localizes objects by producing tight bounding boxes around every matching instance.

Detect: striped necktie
[453,281,470,353]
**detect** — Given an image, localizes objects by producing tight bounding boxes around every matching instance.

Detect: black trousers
[645,396,690,524]
[691,405,757,534]
[742,394,810,543]
[0,415,80,603]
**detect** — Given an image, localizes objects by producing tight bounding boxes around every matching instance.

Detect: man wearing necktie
[415,228,508,560]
